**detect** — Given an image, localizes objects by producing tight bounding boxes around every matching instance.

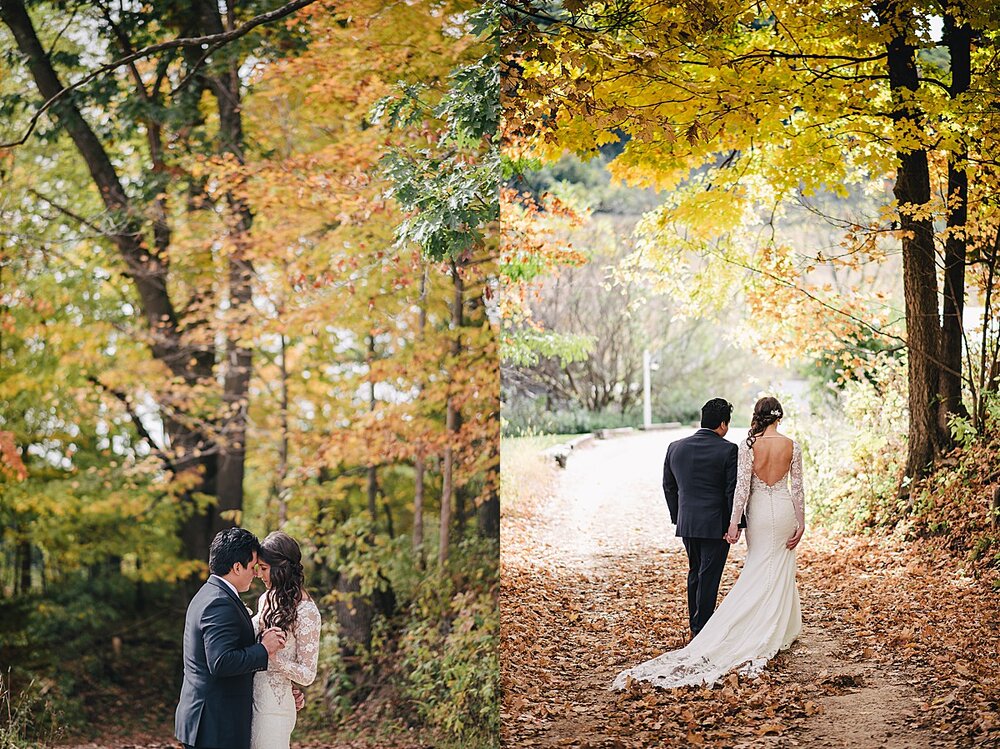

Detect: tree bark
[413,454,426,558]
[1,0,254,563]
[438,262,464,566]
[275,333,290,526]
[200,0,254,541]
[877,1,943,487]
[18,541,31,594]
[366,333,379,523]
[939,11,973,437]
[413,266,428,561]
[477,490,500,539]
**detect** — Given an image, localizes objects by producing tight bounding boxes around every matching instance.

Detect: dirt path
[502,429,936,748]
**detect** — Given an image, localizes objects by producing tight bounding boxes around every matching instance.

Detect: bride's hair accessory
[747,396,785,449]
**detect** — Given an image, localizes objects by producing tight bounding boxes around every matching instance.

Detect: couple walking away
[613,396,805,690]
[175,528,322,749]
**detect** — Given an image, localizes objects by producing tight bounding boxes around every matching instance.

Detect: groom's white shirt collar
[211,573,239,598]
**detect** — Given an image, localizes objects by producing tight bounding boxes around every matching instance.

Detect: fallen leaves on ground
[501,458,1000,748]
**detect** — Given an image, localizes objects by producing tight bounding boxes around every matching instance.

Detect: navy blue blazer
[663,429,740,539]
[174,576,268,749]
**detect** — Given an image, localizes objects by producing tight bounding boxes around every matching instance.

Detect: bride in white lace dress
[250,531,322,749]
[612,397,804,690]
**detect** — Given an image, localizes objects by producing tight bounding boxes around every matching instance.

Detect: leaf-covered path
[501,430,997,748]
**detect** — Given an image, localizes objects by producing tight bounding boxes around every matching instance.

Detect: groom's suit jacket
[175,576,268,749]
[663,428,740,539]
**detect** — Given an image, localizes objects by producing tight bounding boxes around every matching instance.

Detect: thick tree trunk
[203,0,254,539]
[1,0,257,563]
[877,1,943,486]
[939,13,973,436]
[333,571,395,694]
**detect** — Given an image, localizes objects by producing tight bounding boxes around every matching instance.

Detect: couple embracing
[175,527,322,749]
[613,396,805,689]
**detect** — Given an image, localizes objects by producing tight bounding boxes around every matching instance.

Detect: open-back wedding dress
[612,439,804,690]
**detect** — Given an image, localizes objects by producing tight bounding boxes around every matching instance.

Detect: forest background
[0,1,499,747]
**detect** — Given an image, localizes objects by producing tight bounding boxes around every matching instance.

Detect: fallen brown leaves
[798,530,1000,746]
[501,443,1000,748]
[56,741,428,749]
[501,554,832,748]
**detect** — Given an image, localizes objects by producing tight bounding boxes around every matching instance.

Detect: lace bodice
[730,439,805,530]
[253,594,321,689]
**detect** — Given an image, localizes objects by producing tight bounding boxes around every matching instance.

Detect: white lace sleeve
[270,601,321,686]
[790,441,805,530]
[730,441,752,526]
[252,592,266,634]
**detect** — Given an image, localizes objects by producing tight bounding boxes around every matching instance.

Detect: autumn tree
[0,0,320,564]
[375,0,501,563]
[503,0,1000,489]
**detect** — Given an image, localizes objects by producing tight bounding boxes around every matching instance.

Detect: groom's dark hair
[209,527,261,576]
[701,398,733,429]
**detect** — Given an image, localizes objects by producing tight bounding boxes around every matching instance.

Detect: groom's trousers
[681,537,731,636]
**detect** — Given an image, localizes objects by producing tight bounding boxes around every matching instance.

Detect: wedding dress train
[250,596,321,749]
[612,440,804,689]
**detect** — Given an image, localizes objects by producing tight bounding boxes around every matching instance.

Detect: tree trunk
[366,333,379,523]
[216,247,253,536]
[877,1,943,487]
[439,421,455,567]
[477,490,500,539]
[939,12,973,438]
[977,230,1000,427]
[414,455,426,558]
[382,496,395,539]
[275,333,290,527]
[439,262,464,566]
[413,266,428,562]
[18,541,31,594]
[455,441,467,533]
[202,0,254,538]
[0,0,227,564]
[333,570,395,694]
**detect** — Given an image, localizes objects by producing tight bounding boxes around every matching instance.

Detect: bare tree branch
[87,374,175,470]
[0,0,319,149]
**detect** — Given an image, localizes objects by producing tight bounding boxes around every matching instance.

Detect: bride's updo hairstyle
[746,396,784,449]
[260,531,306,633]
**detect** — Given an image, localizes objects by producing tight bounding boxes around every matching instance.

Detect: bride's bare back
[751,433,794,486]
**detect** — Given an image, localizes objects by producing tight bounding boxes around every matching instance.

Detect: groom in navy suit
[663,398,740,637]
[175,528,286,749]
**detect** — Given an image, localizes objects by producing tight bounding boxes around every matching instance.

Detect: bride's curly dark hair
[259,531,306,633]
[746,396,784,449]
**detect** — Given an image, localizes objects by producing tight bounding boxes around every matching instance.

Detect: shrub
[398,536,499,746]
[301,519,498,746]
[0,671,63,748]
[798,353,908,528]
